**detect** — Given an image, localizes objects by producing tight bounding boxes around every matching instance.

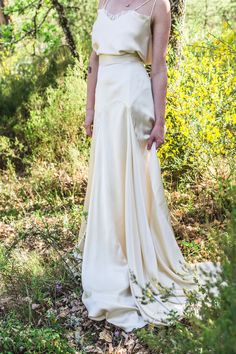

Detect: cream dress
[74,0,221,332]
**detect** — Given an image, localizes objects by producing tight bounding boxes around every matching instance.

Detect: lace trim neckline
[99,8,151,21]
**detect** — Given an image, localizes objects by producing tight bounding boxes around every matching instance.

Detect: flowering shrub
[158,25,235,177]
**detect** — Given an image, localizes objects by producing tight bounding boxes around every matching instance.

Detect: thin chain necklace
[124,0,137,7]
[104,0,138,20]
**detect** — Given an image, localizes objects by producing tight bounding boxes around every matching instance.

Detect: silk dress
[74,0,221,333]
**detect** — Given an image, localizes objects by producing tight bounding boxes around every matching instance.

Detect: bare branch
[51,0,79,59]
[8,6,53,45]
[33,0,42,38]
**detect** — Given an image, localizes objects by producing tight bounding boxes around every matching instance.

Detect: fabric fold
[74,55,222,332]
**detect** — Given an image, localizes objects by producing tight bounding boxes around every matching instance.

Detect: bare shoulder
[157,0,171,12]
[152,0,171,21]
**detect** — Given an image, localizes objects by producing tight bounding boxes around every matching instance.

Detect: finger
[84,123,91,130]
[156,138,164,149]
[88,127,93,137]
[147,136,154,150]
[86,125,92,137]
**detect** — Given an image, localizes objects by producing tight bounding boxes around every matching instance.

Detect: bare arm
[84,0,104,137]
[147,0,171,150]
[84,50,99,137]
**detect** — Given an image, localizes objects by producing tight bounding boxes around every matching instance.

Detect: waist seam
[99,53,143,66]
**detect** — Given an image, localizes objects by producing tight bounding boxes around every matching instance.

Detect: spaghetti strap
[134,0,152,11]
[150,0,158,17]
[103,0,110,9]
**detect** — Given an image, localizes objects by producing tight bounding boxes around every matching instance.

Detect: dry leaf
[31,303,40,310]
[99,329,112,342]
[58,308,70,318]
[116,349,127,354]
[108,342,114,353]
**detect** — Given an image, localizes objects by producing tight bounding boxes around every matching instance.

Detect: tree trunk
[0,0,9,25]
[169,0,186,59]
[51,0,79,59]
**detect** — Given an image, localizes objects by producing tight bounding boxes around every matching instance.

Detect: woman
[74,0,221,333]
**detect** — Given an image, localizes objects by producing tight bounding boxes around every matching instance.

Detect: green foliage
[1,1,234,177]
[0,1,235,352]
[0,46,73,119]
[160,24,236,178]
[0,48,84,170]
[1,27,235,176]
[136,200,236,354]
[0,314,74,353]
[185,0,236,42]
[23,60,89,163]
[1,0,96,57]
[0,245,71,313]
[0,243,76,352]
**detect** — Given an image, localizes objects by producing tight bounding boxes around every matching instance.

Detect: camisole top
[91,0,158,65]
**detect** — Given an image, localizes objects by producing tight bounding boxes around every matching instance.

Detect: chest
[92,9,151,42]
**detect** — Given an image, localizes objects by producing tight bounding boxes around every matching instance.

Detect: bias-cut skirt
[74,53,221,332]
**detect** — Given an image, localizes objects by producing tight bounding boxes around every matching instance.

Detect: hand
[147,122,165,150]
[84,109,94,137]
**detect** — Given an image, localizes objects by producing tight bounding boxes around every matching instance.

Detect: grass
[0,153,234,353]
[0,0,235,352]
